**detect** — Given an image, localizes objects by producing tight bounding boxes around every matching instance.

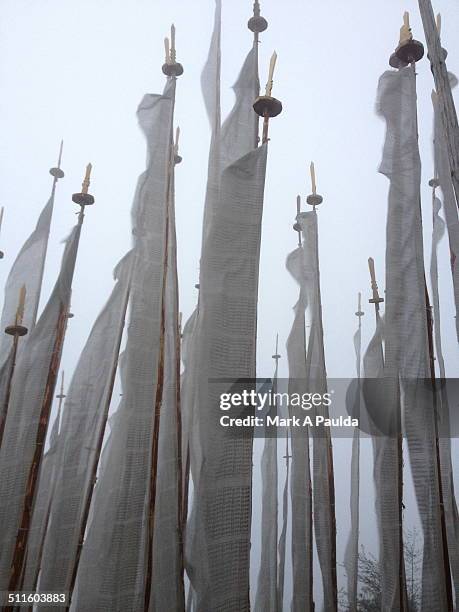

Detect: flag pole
[305,168,337,610]
[248,0,268,147]
[392,16,454,607]
[29,373,65,593]
[0,286,28,448]
[6,165,93,600]
[418,0,459,211]
[143,38,183,612]
[293,196,302,247]
[66,282,131,609]
[367,257,408,610]
[346,294,364,612]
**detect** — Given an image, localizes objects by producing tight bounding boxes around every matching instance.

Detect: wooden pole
[313,209,337,610]
[424,283,454,611]
[143,145,174,612]
[367,258,407,610]
[418,0,459,210]
[6,303,68,599]
[65,284,131,609]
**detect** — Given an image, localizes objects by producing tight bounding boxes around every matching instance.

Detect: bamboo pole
[418,0,459,210]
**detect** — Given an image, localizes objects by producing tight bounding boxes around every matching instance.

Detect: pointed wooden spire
[355,292,364,319]
[162,24,184,77]
[272,333,281,365]
[174,126,183,165]
[72,163,95,210]
[253,52,283,144]
[5,285,28,336]
[368,257,384,307]
[306,161,323,209]
[393,10,424,66]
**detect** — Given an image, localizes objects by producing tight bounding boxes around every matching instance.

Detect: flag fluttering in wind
[185,3,270,609]
[429,172,459,603]
[74,79,178,612]
[254,338,280,612]
[378,63,451,610]
[21,401,61,593]
[432,90,459,341]
[0,145,64,368]
[0,218,83,591]
[344,294,363,612]
[295,210,337,611]
[286,236,314,612]
[34,251,132,607]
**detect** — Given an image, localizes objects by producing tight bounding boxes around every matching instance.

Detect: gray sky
[1,0,458,606]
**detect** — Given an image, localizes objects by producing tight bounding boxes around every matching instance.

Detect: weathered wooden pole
[418,0,459,209]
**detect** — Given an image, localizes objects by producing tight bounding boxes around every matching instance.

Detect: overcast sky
[1,0,458,606]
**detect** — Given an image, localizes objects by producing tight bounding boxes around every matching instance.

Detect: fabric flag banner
[185,6,265,610]
[432,91,459,341]
[21,409,61,592]
[277,434,290,612]
[0,222,81,590]
[296,211,337,612]
[35,251,132,608]
[378,65,449,611]
[74,79,176,612]
[149,167,185,612]
[430,192,459,603]
[0,186,56,368]
[254,364,278,612]
[344,320,362,612]
[286,244,314,612]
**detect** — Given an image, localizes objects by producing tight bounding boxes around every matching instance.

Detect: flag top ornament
[272,332,281,364]
[162,24,184,77]
[55,370,66,402]
[174,126,182,165]
[248,0,268,37]
[253,51,283,144]
[368,257,384,307]
[390,11,425,67]
[355,292,365,320]
[293,195,302,246]
[5,285,28,338]
[49,140,65,181]
[307,161,323,209]
[0,286,28,447]
[431,13,448,61]
[72,163,94,210]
